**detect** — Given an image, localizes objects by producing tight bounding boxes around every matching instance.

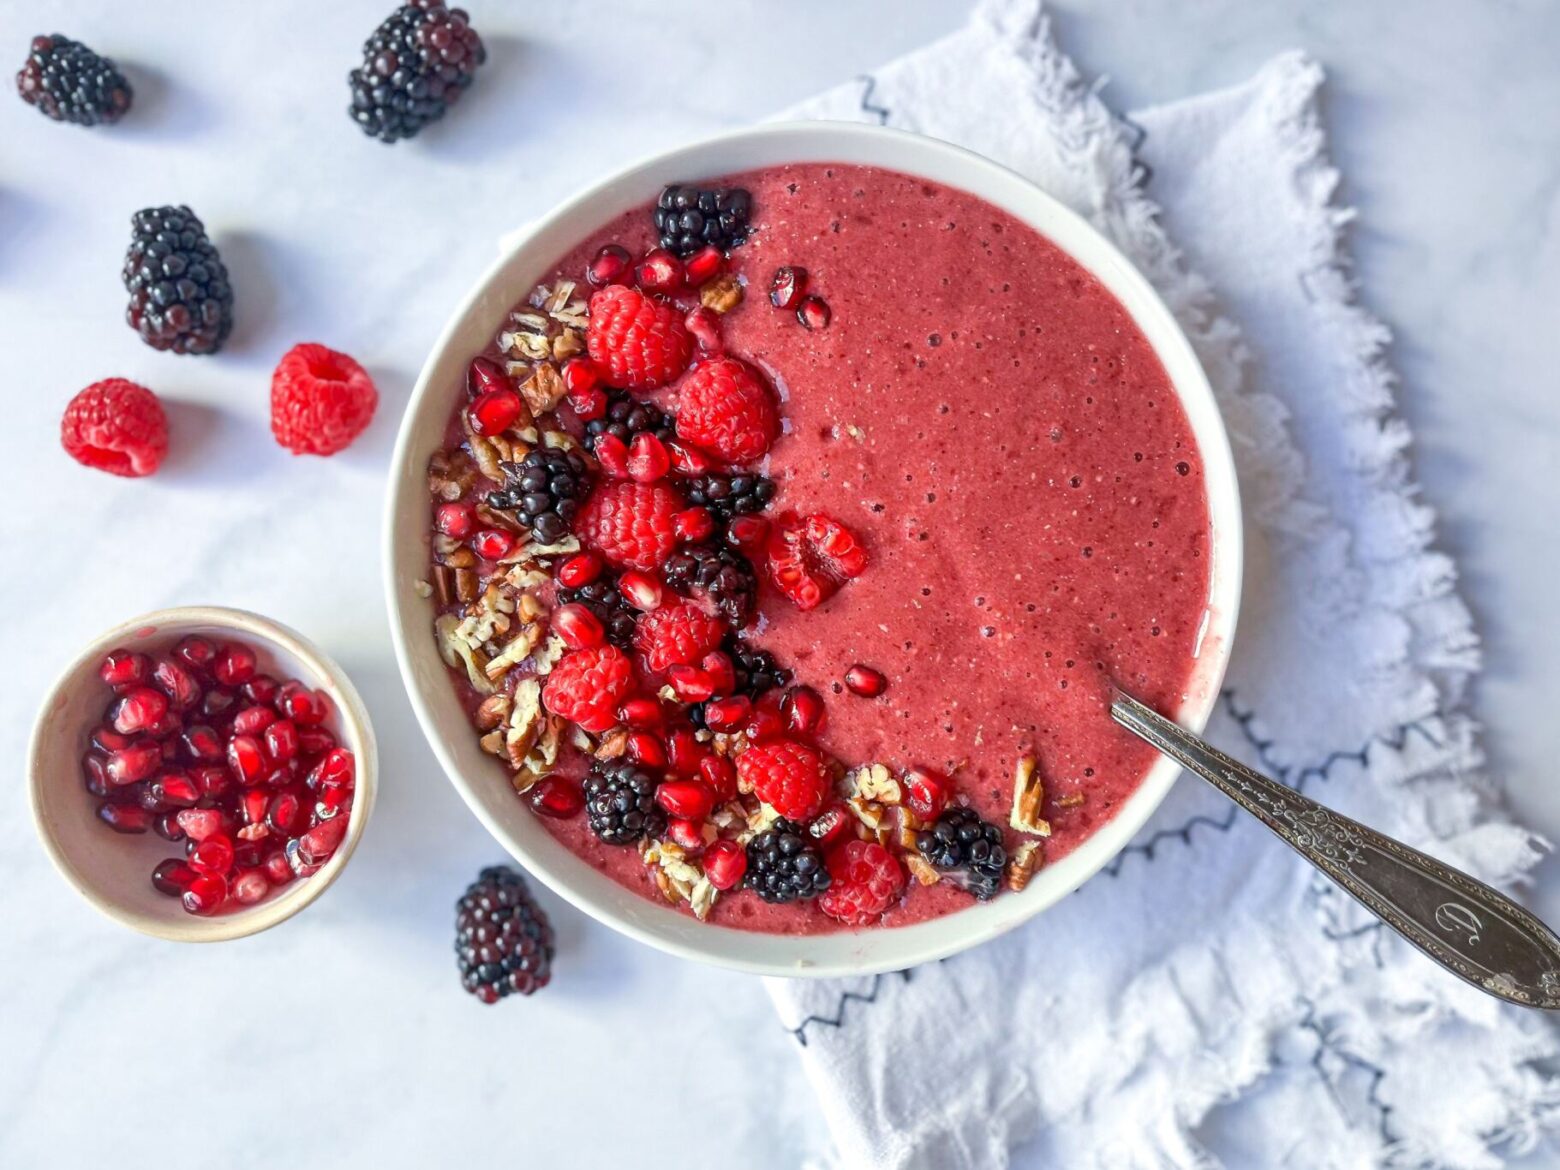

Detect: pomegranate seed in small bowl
[28,606,376,943]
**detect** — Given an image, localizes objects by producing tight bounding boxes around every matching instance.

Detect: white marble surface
[2,2,1557,1167]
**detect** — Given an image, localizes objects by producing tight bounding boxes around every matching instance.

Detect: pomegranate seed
[700,651,735,697]
[656,779,716,821]
[234,838,266,868]
[561,355,601,395]
[312,748,356,791]
[435,502,475,538]
[277,683,331,726]
[150,771,200,808]
[213,642,257,687]
[594,432,630,478]
[99,648,150,690]
[173,636,217,675]
[797,295,831,330]
[684,245,724,285]
[468,386,523,436]
[241,675,279,706]
[190,833,235,875]
[667,439,713,475]
[552,603,605,650]
[781,685,828,739]
[91,725,132,753]
[227,734,268,785]
[106,741,162,785]
[152,858,197,896]
[200,688,237,721]
[586,243,632,287]
[191,764,230,800]
[809,801,853,848]
[181,874,227,916]
[179,723,223,762]
[702,839,747,890]
[232,705,277,735]
[232,868,271,905]
[264,719,299,762]
[96,801,151,834]
[297,727,336,755]
[683,305,722,353]
[316,787,352,820]
[905,767,950,821]
[528,775,585,819]
[557,551,603,589]
[744,694,786,743]
[153,811,186,841]
[726,514,770,552]
[618,570,664,612]
[145,709,184,739]
[700,754,737,801]
[769,266,808,310]
[472,528,516,560]
[674,506,716,543]
[626,432,671,483]
[703,695,751,732]
[667,817,707,851]
[618,697,664,729]
[844,664,887,697]
[263,849,294,885]
[132,781,169,813]
[667,664,716,702]
[567,386,608,421]
[267,792,305,836]
[112,687,169,735]
[635,247,684,293]
[666,727,705,775]
[151,658,201,709]
[297,817,348,867]
[627,730,667,768]
[241,789,269,825]
[176,807,224,841]
[466,356,510,399]
[81,752,111,796]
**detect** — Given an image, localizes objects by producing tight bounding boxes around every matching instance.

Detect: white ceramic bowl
[29,606,377,942]
[384,122,1242,977]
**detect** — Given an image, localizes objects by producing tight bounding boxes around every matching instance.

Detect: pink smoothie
[438,162,1212,934]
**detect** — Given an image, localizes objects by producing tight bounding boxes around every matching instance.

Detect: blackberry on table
[654,184,753,256]
[584,759,665,846]
[745,818,831,903]
[122,206,234,356]
[16,34,132,126]
[556,575,639,649]
[682,471,775,522]
[918,806,1008,900]
[583,389,673,454]
[662,544,759,626]
[487,448,590,544]
[348,1,485,144]
[455,865,554,1004]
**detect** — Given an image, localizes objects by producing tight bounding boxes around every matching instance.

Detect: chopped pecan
[519,363,567,416]
[1006,840,1042,893]
[1010,753,1052,837]
[474,694,513,731]
[699,274,743,313]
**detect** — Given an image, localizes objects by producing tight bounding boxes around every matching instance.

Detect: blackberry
[654,184,753,256]
[918,806,1008,900]
[726,637,790,699]
[348,1,486,144]
[122,206,234,356]
[584,759,665,846]
[662,544,759,626]
[682,471,775,523]
[455,865,554,1004]
[745,818,831,903]
[582,389,673,454]
[16,34,132,127]
[556,575,638,649]
[487,448,590,544]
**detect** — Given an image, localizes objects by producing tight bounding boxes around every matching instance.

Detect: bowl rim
[28,604,378,943]
[383,120,1243,977]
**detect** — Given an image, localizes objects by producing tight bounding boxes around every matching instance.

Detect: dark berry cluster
[663,544,759,627]
[487,448,590,544]
[348,1,486,143]
[726,638,790,700]
[653,185,753,256]
[681,471,775,522]
[556,575,639,649]
[918,807,1008,900]
[16,34,132,126]
[455,865,555,1004]
[122,206,235,356]
[745,819,831,903]
[584,759,665,846]
[583,389,673,454]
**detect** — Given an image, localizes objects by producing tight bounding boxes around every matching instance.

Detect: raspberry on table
[583,759,666,846]
[349,1,486,143]
[270,343,379,456]
[576,480,685,572]
[674,356,780,465]
[60,378,168,477]
[456,865,554,1004]
[16,34,132,126]
[542,644,633,734]
[738,738,832,822]
[818,839,906,926]
[122,206,235,356]
[586,285,693,391]
[744,817,830,904]
[633,601,727,675]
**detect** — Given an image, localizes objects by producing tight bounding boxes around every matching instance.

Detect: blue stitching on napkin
[1297,997,1397,1143]
[858,75,891,125]
[788,971,914,1047]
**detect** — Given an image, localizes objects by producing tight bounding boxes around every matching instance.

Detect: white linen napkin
[768,4,1560,1167]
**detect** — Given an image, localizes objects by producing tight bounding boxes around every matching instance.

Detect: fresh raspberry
[542,644,634,734]
[576,480,684,571]
[766,511,868,611]
[586,285,693,391]
[674,356,779,464]
[270,343,378,456]
[737,738,832,821]
[633,602,727,675]
[60,378,168,477]
[819,839,906,927]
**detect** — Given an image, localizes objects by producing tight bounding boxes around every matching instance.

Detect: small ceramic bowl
[29,606,377,942]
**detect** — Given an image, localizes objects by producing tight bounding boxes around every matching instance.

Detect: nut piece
[474,694,513,731]
[428,448,477,501]
[519,363,567,416]
[1006,840,1042,893]
[847,763,902,805]
[699,274,743,313]
[905,853,941,887]
[1010,753,1052,837]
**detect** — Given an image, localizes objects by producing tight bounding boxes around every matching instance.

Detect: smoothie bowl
[385,123,1241,976]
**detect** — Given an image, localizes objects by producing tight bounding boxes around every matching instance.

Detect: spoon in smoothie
[1111,687,1560,1010]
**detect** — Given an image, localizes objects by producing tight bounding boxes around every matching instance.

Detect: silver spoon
[1110,687,1560,1009]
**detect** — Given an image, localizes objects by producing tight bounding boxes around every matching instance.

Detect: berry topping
[455,865,554,1004]
[586,244,632,288]
[702,839,748,890]
[633,602,727,675]
[349,1,486,143]
[60,378,168,478]
[737,739,831,822]
[681,471,776,523]
[541,644,633,734]
[769,266,807,311]
[662,544,760,626]
[918,806,1008,900]
[582,388,673,454]
[844,664,887,697]
[270,343,379,456]
[683,246,724,285]
[486,448,592,544]
[796,295,832,330]
[744,817,830,903]
[555,574,639,649]
[576,479,684,572]
[818,839,906,927]
[635,248,684,295]
[674,356,780,465]
[586,284,693,391]
[122,205,234,356]
[583,759,666,845]
[726,638,791,700]
[528,775,585,820]
[766,511,868,611]
[654,184,753,256]
[16,34,132,126]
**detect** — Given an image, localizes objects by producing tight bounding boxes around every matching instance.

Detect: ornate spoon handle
[1111,688,1560,1010]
